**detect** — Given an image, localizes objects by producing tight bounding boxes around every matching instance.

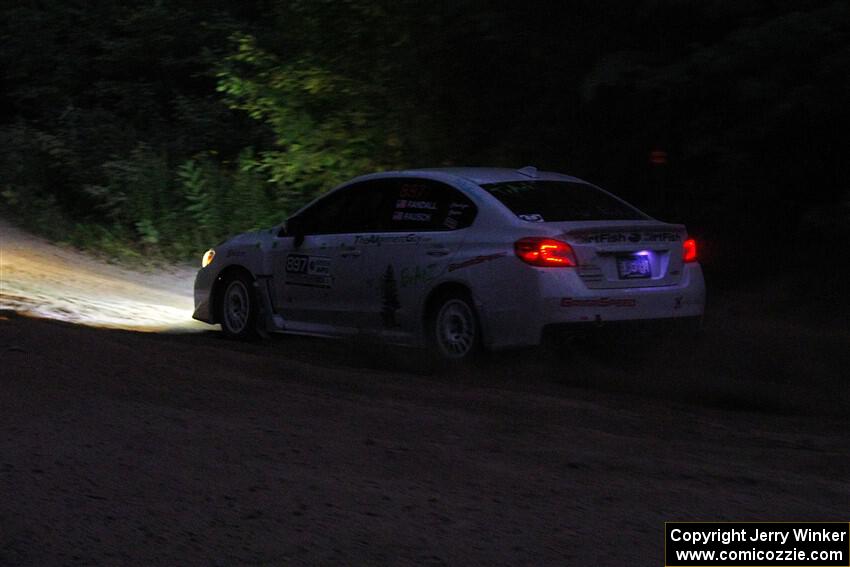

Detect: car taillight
[514,237,577,267]
[683,238,697,263]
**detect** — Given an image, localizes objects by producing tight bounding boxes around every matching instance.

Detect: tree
[216,33,402,212]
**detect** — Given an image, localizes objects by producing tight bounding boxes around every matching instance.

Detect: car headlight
[201,249,216,268]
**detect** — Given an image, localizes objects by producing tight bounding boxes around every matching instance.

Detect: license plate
[617,255,651,279]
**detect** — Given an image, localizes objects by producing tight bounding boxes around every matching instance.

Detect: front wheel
[219,273,257,339]
[428,293,481,363]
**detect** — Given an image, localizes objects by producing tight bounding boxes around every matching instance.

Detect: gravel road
[0,220,201,331]
[1,220,848,565]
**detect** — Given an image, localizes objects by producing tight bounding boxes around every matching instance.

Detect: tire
[218,273,258,340]
[428,291,481,363]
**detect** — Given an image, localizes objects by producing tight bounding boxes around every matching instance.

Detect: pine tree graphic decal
[380,264,401,327]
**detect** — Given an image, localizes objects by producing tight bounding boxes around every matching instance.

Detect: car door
[356,177,478,339]
[270,183,381,335]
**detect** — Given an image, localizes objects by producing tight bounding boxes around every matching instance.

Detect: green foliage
[135,219,160,246]
[69,222,142,261]
[216,32,400,211]
[179,159,216,241]
[0,0,847,276]
[224,148,283,232]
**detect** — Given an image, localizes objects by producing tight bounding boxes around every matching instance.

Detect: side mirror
[284,216,305,248]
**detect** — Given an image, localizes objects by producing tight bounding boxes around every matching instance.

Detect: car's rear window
[481,181,647,222]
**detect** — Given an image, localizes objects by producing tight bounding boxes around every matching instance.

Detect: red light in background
[650,149,668,165]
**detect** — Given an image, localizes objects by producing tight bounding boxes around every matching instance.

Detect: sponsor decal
[561,297,636,308]
[354,234,424,246]
[642,232,680,242]
[448,252,506,272]
[442,217,459,229]
[574,231,680,244]
[444,202,473,229]
[400,264,440,288]
[577,264,603,281]
[399,183,429,199]
[285,254,332,288]
[395,199,437,210]
[392,211,432,222]
[518,213,545,222]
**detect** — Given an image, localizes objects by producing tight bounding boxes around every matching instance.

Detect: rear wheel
[218,273,257,339]
[428,292,481,363]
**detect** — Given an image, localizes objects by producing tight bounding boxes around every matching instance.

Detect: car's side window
[383,178,477,231]
[293,178,476,235]
[295,181,387,235]
[294,189,349,235]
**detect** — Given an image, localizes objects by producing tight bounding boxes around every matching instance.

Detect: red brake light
[683,238,697,263]
[514,237,577,267]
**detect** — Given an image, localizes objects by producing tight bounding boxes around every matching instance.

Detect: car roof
[400,167,588,185]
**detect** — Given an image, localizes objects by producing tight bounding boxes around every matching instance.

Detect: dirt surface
[2,221,849,565]
[0,219,202,331]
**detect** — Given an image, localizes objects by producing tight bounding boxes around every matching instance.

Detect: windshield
[481,180,648,222]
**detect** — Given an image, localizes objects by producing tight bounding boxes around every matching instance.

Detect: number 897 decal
[285,254,332,288]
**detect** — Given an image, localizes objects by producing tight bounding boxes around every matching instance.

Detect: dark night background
[1,0,848,310]
[3,3,850,565]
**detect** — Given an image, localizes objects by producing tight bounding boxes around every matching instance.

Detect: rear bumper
[541,264,705,324]
[542,315,703,340]
[479,262,705,349]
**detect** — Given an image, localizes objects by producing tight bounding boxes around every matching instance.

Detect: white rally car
[193,167,705,360]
